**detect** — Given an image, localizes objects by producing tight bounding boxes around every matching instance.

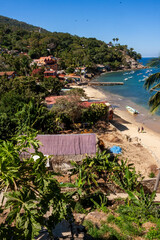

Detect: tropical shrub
[126,188,160,217]
[0,132,69,239]
[42,76,65,95]
[111,159,143,191]
[82,103,108,124]
[146,227,160,240]
[51,95,83,127]
[65,88,88,99]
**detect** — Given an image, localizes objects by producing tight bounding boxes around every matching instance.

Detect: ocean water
[95,58,160,133]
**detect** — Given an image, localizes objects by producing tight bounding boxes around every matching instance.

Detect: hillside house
[0,71,16,79]
[44,70,57,78]
[65,74,81,82]
[45,95,70,109]
[58,74,66,81]
[31,56,58,71]
[27,134,97,171]
[75,67,87,74]
[96,64,107,72]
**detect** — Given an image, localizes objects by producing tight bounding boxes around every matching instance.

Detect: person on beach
[138,127,140,133]
[141,126,144,133]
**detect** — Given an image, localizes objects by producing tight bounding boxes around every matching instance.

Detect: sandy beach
[77,85,160,178]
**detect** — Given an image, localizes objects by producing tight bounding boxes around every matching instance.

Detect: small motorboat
[126,106,139,115]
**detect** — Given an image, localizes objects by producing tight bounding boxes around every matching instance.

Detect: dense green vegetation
[0,75,62,139]
[0,132,69,239]
[0,15,48,32]
[63,151,160,239]
[0,135,159,239]
[1,15,158,240]
[0,15,141,71]
[0,74,109,139]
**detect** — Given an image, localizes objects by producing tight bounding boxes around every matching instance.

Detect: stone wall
[49,154,95,172]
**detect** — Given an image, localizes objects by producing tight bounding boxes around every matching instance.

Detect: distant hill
[0,15,48,33]
[0,15,142,71]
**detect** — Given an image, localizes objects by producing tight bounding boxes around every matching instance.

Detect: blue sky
[0,0,160,57]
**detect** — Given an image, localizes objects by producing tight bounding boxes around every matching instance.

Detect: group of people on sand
[138,126,144,133]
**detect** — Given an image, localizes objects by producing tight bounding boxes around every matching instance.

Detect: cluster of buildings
[0,55,87,83]
[0,53,111,82]
[31,56,88,83]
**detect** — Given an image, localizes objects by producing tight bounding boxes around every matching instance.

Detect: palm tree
[112,38,116,45]
[144,57,160,113]
[115,38,119,43]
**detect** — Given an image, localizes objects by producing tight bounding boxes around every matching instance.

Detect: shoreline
[76,85,160,168]
[88,63,160,135]
[91,65,147,81]
[95,86,160,133]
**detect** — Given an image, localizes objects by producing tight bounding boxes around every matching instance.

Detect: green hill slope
[0,15,142,71]
[0,15,48,33]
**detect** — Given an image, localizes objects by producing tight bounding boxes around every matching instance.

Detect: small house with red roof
[44,70,57,78]
[0,71,16,79]
[31,56,58,71]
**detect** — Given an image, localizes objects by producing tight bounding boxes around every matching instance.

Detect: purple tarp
[29,134,96,156]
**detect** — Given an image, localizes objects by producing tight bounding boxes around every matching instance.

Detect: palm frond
[144,73,160,90]
[148,91,160,113]
[147,57,160,68]
[150,83,160,92]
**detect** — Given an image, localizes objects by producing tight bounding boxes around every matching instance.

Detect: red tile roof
[58,74,66,78]
[32,68,43,75]
[65,74,81,78]
[44,70,56,74]
[45,95,68,105]
[0,71,15,76]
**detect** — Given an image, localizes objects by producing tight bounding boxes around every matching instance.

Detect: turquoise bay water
[96,58,160,133]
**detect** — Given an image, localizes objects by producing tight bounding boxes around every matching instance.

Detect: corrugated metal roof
[29,134,96,155]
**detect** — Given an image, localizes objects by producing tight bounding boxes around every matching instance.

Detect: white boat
[124,78,128,81]
[137,73,142,75]
[139,79,145,82]
[128,76,133,79]
[126,106,139,115]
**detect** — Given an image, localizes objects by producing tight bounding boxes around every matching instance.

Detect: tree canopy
[0,15,141,71]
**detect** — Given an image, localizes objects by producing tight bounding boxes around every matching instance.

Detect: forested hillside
[0,15,48,33]
[0,15,141,70]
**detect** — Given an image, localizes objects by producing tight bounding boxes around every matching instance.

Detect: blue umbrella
[110,145,122,154]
